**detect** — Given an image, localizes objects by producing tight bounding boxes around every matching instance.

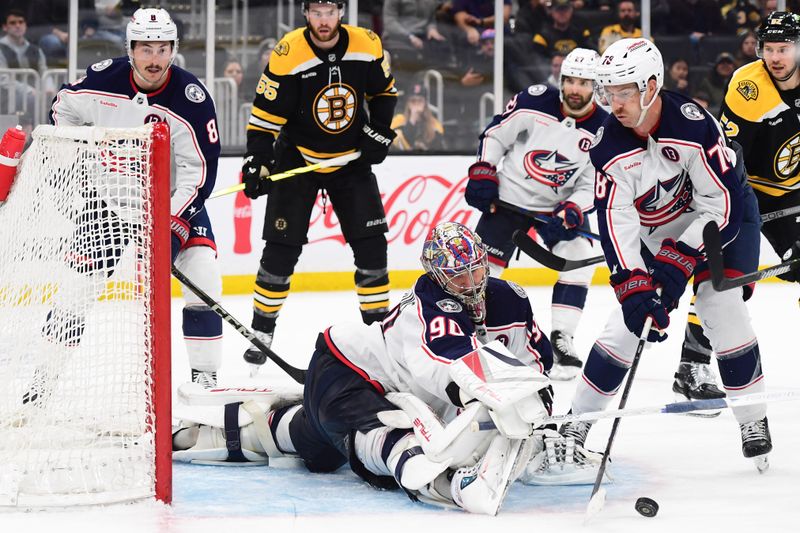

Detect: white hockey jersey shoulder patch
[528,84,548,96]
[185,83,207,103]
[91,59,113,72]
[680,103,704,121]
[589,126,604,149]
[436,299,463,313]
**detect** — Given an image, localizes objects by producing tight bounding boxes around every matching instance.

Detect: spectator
[461,28,494,87]
[390,82,446,151]
[664,57,691,96]
[222,58,249,104]
[697,52,736,110]
[514,0,548,35]
[532,0,592,58]
[546,52,565,87]
[381,0,451,71]
[722,0,762,34]
[692,88,712,109]
[0,9,47,122]
[598,0,642,54]
[735,29,758,66]
[452,0,511,46]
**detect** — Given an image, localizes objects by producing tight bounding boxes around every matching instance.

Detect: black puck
[635,497,659,517]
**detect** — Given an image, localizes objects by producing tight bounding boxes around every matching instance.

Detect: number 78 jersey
[589,90,749,274]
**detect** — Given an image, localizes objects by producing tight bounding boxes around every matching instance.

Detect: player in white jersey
[561,38,772,470]
[47,8,223,388]
[465,48,608,381]
[172,222,606,514]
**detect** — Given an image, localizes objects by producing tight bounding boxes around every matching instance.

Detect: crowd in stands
[0,0,796,152]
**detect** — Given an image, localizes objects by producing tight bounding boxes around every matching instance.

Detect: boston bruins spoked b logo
[314,83,356,133]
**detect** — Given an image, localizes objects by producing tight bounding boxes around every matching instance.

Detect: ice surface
[3,282,799,532]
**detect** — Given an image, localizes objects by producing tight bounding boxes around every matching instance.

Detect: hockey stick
[171,266,307,385]
[493,199,601,240]
[761,204,800,223]
[471,389,800,431]
[512,229,605,271]
[209,151,362,199]
[702,221,800,291]
[585,315,653,522]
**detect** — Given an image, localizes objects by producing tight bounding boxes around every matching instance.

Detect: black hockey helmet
[756,11,800,57]
[302,1,345,11]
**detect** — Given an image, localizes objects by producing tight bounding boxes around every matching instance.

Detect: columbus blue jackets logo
[91,59,113,72]
[436,299,463,313]
[185,84,206,103]
[523,150,578,191]
[635,170,694,230]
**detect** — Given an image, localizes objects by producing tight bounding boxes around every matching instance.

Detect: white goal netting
[0,124,170,507]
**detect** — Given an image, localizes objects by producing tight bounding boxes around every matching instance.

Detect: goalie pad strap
[241,400,284,457]
[224,402,248,463]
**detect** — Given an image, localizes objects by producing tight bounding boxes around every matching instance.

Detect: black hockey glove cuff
[359,122,396,166]
[242,152,274,199]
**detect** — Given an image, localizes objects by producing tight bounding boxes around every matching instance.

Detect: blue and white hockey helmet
[595,38,663,95]
[421,222,489,319]
[561,48,600,82]
[126,8,179,59]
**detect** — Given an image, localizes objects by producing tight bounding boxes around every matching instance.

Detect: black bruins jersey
[719,60,800,197]
[246,24,397,173]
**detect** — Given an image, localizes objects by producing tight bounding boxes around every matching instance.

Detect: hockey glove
[359,122,396,165]
[537,216,573,249]
[650,239,702,311]
[609,268,669,342]
[170,215,190,263]
[242,153,273,199]
[553,201,584,228]
[465,161,499,213]
[778,240,800,282]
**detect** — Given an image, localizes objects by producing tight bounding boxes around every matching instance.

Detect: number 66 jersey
[49,57,220,223]
[589,90,751,274]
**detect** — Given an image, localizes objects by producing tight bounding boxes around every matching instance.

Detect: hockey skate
[519,428,605,485]
[243,330,273,377]
[549,330,582,381]
[559,418,593,448]
[672,362,725,417]
[191,369,217,389]
[740,417,772,473]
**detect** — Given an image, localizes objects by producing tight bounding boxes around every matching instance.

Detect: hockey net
[0,123,171,506]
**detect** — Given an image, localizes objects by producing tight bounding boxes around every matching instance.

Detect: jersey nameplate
[436,299,463,313]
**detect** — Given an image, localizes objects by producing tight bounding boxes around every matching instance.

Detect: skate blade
[248,363,262,378]
[673,393,721,417]
[754,455,769,473]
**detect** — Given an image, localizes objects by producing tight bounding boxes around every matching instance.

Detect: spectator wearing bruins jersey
[675,12,800,400]
[241,0,397,368]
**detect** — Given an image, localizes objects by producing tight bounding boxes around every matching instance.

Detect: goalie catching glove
[448,340,552,439]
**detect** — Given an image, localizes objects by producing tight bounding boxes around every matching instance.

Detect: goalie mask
[421,222,489,322]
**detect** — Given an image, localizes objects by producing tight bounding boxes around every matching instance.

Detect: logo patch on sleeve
[589,126,604,149]
[91,59,113,72]
[528,84,548,96]
[185,83,207,103]
[736,80,758,101]
[436,299,463,313]
[680,103,704,121]
[506,281,527,299]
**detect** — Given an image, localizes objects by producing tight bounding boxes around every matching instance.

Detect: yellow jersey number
[256,74,280,101]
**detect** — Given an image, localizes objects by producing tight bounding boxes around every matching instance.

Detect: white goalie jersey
[321,275,553,419]
[477,84,607,214]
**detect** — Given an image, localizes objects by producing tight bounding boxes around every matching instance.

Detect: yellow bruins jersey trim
[268,28,320,76]
[251,107,288,125]
[725,61,788,122]
[245,124,279,136]
[749,174,800,196]
[297,145,358,159]
[248,116,282,132]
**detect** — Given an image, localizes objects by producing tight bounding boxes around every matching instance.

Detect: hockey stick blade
[171,267,307,384]
[471,389,800,431]
[702,221,800,291]
[493,199,601,240]
[512,229,605,271]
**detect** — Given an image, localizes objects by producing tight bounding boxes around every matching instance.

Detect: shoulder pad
[268,28,318,76]
[724,61,786,122]
[344,25,384,59]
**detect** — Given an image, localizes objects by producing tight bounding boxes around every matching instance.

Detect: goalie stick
[702,221,800,291]
[512,229,606,271]
[171,266,307,384]
[471,389,800,431]
[493,199,601,240]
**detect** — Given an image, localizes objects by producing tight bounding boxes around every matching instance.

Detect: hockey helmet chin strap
[634,86,659,128]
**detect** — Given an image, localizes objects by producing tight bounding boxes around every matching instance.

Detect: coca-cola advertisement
[210,155,515,275]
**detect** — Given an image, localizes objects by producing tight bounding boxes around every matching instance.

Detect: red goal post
[0,122,172,506]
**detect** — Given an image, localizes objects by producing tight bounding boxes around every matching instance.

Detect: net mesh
[0,124,160,506]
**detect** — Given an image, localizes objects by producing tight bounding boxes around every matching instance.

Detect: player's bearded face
[562,76,594,112]
[307,6,341,43]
